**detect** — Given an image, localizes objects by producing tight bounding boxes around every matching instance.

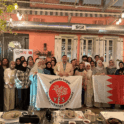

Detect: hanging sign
[13,49,33,61]
[72,25,86,30]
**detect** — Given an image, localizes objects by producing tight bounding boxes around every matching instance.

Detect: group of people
[0,54,124,112]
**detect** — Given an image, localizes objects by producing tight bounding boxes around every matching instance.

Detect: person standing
[27,60,34,69]
[93,60,110,109]
[90,61,95,71]
[75,63,87,106]
[15,61,31,110]
[29,59,46,110]
[85,63,93,108]
[71,59,78,75]
[115,62,124,75]
[94,55,100,67]
[4,61,16,111]
[106,60,117,109]
[0,66,4,111]
[51,60,56,75]
[15,58,22,70]
[54,55,73,76]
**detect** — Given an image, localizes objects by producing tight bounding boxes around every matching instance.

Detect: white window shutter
[55,36,62,63]
[73,36,78,59]
[99,37,105,57]
[80,36,84,62]
[116,38,123,68]
[95,38,100,55]
[120,38,123,61]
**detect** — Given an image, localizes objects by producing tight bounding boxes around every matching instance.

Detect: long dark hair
[20,56,26,62]
[52,57,57,64]
[27,56,34,62]
[1,58,9,68]
[51,60,56,66]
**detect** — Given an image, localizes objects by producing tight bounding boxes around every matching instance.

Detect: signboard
[13,49,33,61]
[72,25,86,30]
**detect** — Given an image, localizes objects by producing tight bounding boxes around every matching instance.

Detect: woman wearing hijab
[29,59,46,110]
[15,58,22,70]
[15,61,30,110]
[93,60,110,109]
[115,62,124,75]
[85,63,93,108]
[4,61,16,111]
[27,60,34,69]
[106,60,117,75]
[92,60,107,75]
[75,62,87,106]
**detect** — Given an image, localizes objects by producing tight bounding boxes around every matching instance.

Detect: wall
[10,12,124,61]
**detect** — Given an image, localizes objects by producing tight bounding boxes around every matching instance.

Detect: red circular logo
[49,81,71,105]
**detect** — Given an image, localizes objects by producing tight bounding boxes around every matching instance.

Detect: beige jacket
[54,62,73,76]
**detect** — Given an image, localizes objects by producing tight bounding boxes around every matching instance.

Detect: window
[83,39,93,56]
[104,39,113,63]
[61,38,73,62]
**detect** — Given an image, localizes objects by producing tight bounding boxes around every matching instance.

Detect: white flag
[36,73,82,109]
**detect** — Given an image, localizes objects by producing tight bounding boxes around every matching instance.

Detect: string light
[116,21,120,25]
[119,18,122,23]
[122,12,124,18]
[14,3,18,10]
[9,18,12,22]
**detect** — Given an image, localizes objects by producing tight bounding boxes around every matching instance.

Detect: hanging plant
[47,51,53,57]
[34,50,53,58]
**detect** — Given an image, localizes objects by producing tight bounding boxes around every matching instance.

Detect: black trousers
[20,88,30,110]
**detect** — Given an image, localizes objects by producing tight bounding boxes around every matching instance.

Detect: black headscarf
[15,58,22,70]
[18,61,28,72]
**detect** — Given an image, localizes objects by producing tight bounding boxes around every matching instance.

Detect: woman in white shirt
[4,61,16,111]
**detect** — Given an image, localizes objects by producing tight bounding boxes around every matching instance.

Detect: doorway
[0,33,29,61]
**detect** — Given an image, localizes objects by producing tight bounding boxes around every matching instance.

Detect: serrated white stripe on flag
[92,75,112,103]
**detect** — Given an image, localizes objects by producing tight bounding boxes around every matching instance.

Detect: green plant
[0,0,17,34]
[34,50,53,57]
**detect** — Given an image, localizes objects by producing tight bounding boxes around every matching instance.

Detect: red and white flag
[92,75,124,105]
[36,73,82,109]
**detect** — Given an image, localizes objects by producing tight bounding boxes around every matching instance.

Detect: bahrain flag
[92,75,124,105]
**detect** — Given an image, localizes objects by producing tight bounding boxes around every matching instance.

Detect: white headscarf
[107,59,116,69]
[85,63,92,78]
[29,59,46,75]
[96,60,104,71]
[27,60,34,69]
